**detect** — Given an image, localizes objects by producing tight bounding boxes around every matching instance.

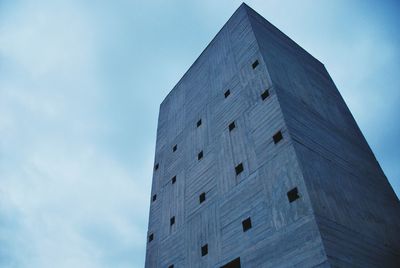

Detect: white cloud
[1,140,150,267]
[0,1,96,78]
[0,1,152,267]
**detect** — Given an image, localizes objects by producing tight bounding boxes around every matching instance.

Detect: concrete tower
[145,4,400,267]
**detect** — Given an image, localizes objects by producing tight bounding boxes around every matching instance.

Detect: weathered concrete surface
[145,3,400,267]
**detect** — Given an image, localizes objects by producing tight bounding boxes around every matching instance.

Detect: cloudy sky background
[0,0,399,267]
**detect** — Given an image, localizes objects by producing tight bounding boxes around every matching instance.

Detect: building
[145,3,400,267]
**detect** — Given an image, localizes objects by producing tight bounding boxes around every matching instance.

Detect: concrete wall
[146,3,400,267]
[247,5,400,267]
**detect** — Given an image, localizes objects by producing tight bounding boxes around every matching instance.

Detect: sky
[0,0,399,267]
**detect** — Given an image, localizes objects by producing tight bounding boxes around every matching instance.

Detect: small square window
[229,121,236,132]
[235,163,244,175]
[273,131,283,144]
[198,151,203,160]
[152,194,157,202]
[168,265,174,268]
[197,119,202,127]
[224,89,231,98]
[154,163,159,171]
[148,233,154,242]
[199,192,206,204]
[252,60,259,69]
[221,257,241,268]
[242,217,252,232]
[172,144,177,152]
[170,216,175,226]
[172,176,176,184]
[261,89,270,101]
[201,244,208,256]
[287,187,300,203]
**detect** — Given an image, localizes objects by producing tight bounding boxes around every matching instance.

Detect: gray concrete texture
[145,3,400,267]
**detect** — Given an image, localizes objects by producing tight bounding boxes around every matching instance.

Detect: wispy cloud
[0,1,152,267]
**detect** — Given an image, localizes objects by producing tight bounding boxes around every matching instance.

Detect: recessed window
[154,163,159,171]
[168,265,174,268]
[201,244,208,256]
[197,119,202,127]
[235,163,244,175]
[172,176,176,184]
[221,257,241,268]
[148,233,154,242]
[224,89,231,98]
[198,151,203,160]
[172,144,177,152]
[152,194,157,202]
[261,89,270,101]
[170,216,175,226]
[287,187,300,203]
[229,121,236,132]
[273,131,283,144]
[199,192,206,204]
[252,60,259,69]
[242,217,252,232]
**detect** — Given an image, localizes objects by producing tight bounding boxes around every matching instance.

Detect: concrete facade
[145,4,400,267]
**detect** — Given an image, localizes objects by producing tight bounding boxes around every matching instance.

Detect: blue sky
[0,0,399,267]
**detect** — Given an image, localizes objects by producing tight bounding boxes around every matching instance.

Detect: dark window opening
[148,233,154,242]
[198,151,203,160]
[172,176,176,184]
[152,194,157,202]
[168,265,174,268]
[242,217,252,232]
[229,121,236,132]
[287,187,300,203]
[154,163,159,171]
[224,89,231,98]
[220,257,241,268]
[197,119,202,127]
[261,89,270,101]
[201,244,208,256]
[170,216,175,226]
[172,144,177,152]
[235,163,244,176]
[273,131,283,144]
[199,192,206,204]
[252,60,259,69]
